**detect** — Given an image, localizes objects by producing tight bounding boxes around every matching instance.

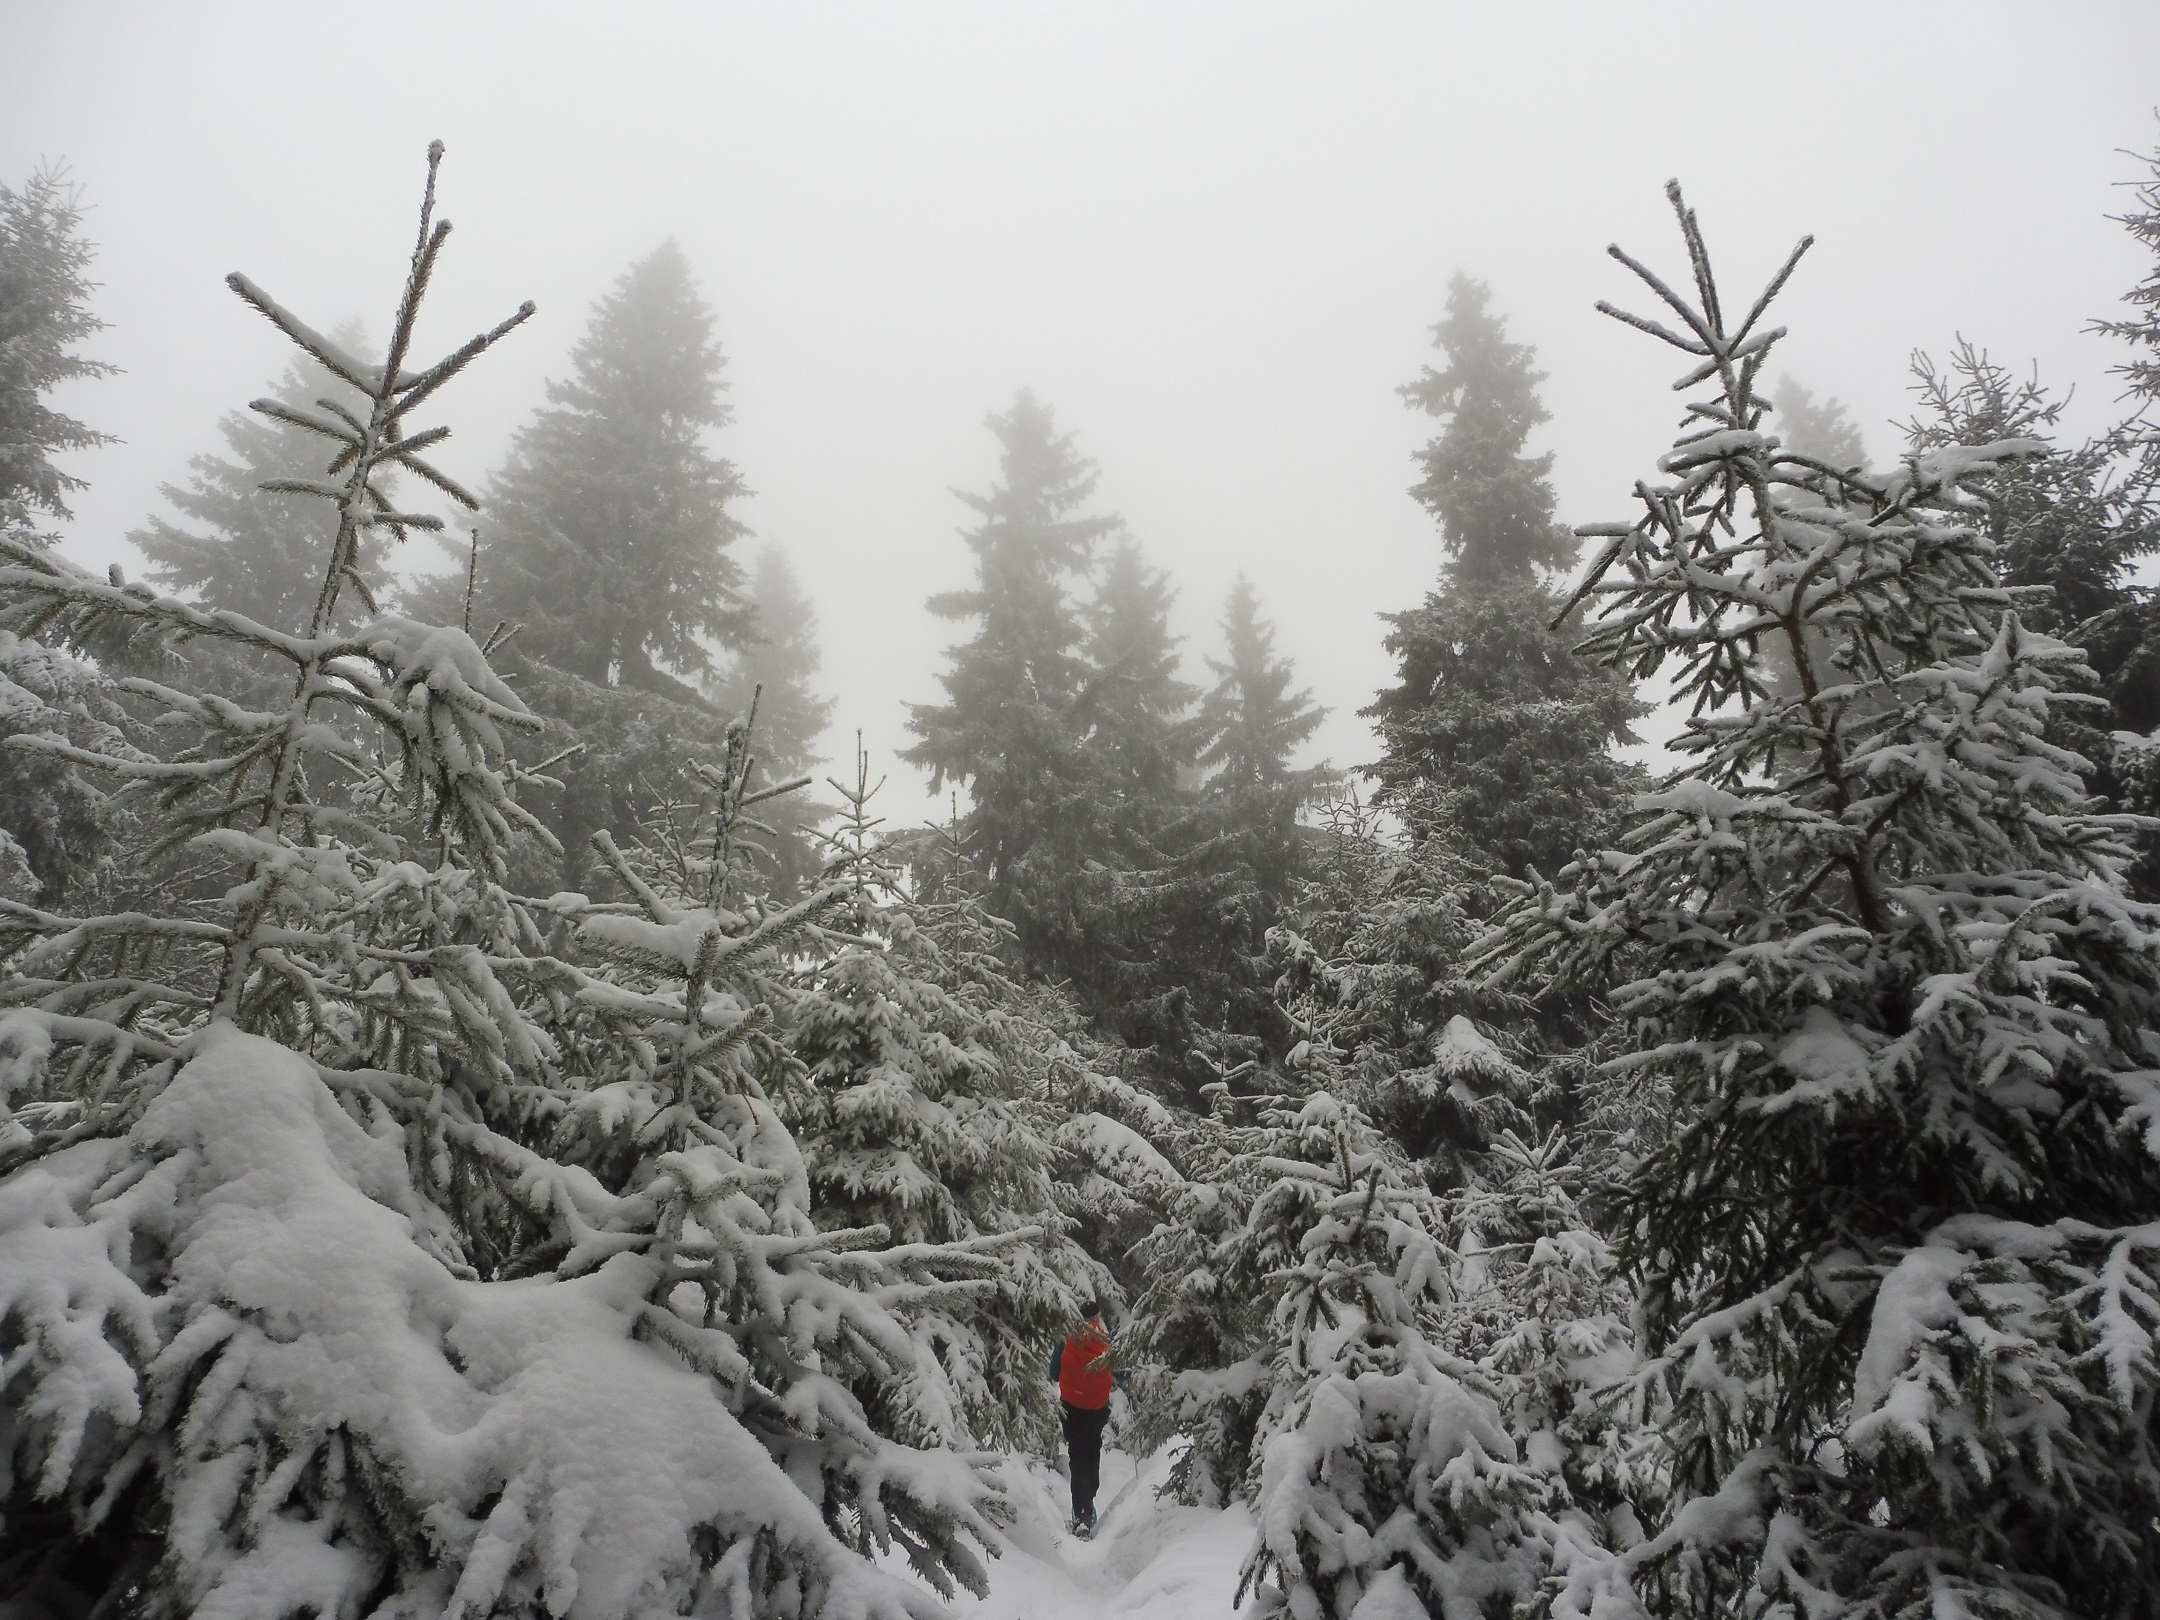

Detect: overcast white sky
[7,2,2158,822]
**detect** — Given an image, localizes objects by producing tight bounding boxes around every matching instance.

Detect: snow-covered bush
[1267,788,1534,1195]
[1444,1130,1654,1589]
[0,624,131,908]
[1119,1072,1264,1503]
[0,147,1005,1619]
[0,1025,1003,1617]
[780,754,1105,1451]
[1481,183,2160,1620]
[1232,1091,1546,1620]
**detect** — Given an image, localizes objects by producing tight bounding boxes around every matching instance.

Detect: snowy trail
[943,1447,1254,1619]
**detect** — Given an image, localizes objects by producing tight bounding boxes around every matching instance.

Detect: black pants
[1060,1399,1111,1521]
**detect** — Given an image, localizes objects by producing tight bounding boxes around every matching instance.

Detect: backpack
[1058,1321,1114,1409]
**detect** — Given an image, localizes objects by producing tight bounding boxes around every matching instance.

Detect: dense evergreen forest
[4,135,2160,1620]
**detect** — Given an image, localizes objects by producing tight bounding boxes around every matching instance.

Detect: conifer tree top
[933,389,1120,647]
[1198,575,1324,791]
[905,390,1118,797]
[2094,134,2160,414]
[473,237,749,688]
[551,239,729,428]
[1400,272,1575,580]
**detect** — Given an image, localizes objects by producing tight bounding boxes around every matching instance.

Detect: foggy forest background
[8,9,2160,1620]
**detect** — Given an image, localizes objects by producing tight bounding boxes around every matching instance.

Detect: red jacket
[1053,1320,1114,1409]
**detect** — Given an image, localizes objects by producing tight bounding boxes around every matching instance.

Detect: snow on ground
[941,1446,1254,1620]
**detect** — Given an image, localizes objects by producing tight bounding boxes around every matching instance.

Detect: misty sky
[7,2,2159,823]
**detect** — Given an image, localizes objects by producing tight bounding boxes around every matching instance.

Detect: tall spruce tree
[903,391,1116,950]
[0,165,118,905]
[0,166,113,539]
[1083,539,1199,802]
[1054,537,1238,1066]
[1178,577,1327,1053]
[1196,575,1324,797]
[427,242,752,889]
[465,239,749,691]
[2095,133,2160,463]
[1366,274,1643,884]
[2095,137,2160,900]
[1482,184,2160,1620]
[1400,274,1575,582]
[718,542,834,783]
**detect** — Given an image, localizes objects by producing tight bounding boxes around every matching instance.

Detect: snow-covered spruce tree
[0,619,135,908]
[1036,1058,1191,1336]
[1902,343,2155,679]
[1479,183,2160,1620]
[1266,785,1534,1196]
[1110,1052,1269,1497]
[0,147,1006,1620]
[1134,1045,1635,1609]
[2095,138,2160,904]
[0,164,114,540]
[892,806,1180,1316]
[904,390,1118,957]
[778,746,1103,1451]
[538,742,1017,1566]
[2095,132,2160,473]
[1899,342,2160,904]
[1442,1128,1653,1590]
[1230,1090,1546,1620]
[0,165,127,908]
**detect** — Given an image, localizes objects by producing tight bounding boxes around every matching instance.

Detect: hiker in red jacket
[1048,1299,1117,1538]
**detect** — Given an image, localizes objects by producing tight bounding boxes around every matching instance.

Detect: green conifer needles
[1483,182,2160,1620]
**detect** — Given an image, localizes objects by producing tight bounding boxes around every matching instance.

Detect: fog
[8,1,2157,821]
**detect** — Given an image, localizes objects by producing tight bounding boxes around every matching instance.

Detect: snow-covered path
[945,1448,1255,1620]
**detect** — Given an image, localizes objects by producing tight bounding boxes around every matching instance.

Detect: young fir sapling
[0,146,1012,1620]
[1480,181,2160,1620]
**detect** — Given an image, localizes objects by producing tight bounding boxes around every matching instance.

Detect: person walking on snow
[1048,1299,1117,1538]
